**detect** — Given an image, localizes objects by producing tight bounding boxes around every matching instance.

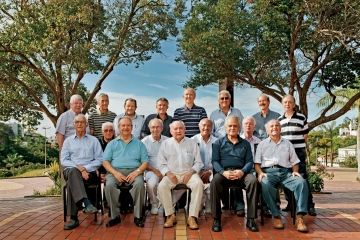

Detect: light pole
[42,127,50,168]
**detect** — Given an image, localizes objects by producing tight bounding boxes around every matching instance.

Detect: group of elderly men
[57,88,314,233]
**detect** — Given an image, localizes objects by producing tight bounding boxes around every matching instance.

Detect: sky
[34,39,357,137]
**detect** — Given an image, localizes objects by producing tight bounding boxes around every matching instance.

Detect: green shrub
[339,156,358,168]
[0,169,12,178]
[308,172,324,192]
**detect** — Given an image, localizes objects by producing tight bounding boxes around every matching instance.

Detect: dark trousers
[63,168,98,216]
[210,173,259,219]
[284,149,315,209]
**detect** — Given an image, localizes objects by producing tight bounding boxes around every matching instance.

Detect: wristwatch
[136,169,141,173]
[208,169,213,175]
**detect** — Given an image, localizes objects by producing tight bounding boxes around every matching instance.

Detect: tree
[177,0,360,129]
[317,80,360,179]
[3,153,24,176]
[319,121,337,167]
[318,138,331,166]
[0,0,183,129]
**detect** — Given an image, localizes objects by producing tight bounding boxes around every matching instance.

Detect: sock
[83,198,91,207]
[70,215,78,221]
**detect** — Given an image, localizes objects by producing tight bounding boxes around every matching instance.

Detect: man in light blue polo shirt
[103,116,149,228]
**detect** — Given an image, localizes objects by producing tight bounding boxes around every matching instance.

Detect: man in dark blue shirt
[210,116,259,232]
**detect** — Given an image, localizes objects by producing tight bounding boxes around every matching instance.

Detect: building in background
[6,122,24,137]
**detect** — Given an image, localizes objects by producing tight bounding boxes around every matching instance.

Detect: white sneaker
[151,207,159,215]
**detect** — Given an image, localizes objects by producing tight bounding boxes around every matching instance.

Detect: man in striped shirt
[88,93,117,139]
[172,88,207,138]
[278,95,316,216]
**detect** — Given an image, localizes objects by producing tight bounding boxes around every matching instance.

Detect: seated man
[61,115,103,230]
[210,115,259,232]
[141,118,169,214]
[103,116,149,228]
[254,119,309,232]
[157,121,204,230]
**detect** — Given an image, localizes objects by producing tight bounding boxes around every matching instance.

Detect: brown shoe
[187,216,199,230]
[164,214,177,228]
[295,217,308,233]
[272,217,284,229]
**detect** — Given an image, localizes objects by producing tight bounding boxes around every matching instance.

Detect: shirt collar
[218,106,233,114]
[156,113,169,120]
[149,134,165,143]
[116,135,134,143]
[182,104,196,111]
[73,133,89,139]
[96,109,111,115]
[225,134,242,144]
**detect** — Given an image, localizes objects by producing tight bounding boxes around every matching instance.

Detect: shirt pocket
[184,152,195,166]
[82,147,93,159]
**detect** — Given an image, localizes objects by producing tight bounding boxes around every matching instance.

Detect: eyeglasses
[74,121,86,125]
[150,126,162,129]
[103,129,113,133]
[220,97,229,100]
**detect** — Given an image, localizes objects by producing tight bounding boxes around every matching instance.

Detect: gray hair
[70,94,83,103]
[156,97,169,104]
[218,90,231,99]
[148,118,164,128]
[265,119,281,130]
[96,93,109,102]
[199,118,213,127]
[183,88,196,97]
[118,116,132,126]
[282,94,296,104]
[170,120,186,130]
[73,114,87,123]
[102,122,114,131]
[257,94,269,101]
[224,115,241,128]
[242,116,256,126]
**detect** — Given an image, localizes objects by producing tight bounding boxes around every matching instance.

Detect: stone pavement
[0,172,360,239]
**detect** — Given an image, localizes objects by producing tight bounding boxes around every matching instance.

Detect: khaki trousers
[158,172,203,217]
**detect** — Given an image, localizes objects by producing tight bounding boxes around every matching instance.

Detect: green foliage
[47,161,60,186]
[33,167,61,196]
[3,153,24,176]
[308,172,324,193]
[0,0,183,128]
[177,0,360,129]
[339,156,358,168]
[0,169,11,178]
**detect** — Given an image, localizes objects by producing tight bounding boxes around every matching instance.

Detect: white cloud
[147,84,169,90]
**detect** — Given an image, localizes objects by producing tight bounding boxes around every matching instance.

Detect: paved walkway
[0,170,359,239]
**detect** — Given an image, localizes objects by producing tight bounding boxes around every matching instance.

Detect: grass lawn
[15,169,49,178]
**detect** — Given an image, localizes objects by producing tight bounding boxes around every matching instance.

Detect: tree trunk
[219,78,234,107]
[330,141,333,167]
[357,107,360,180]
[325,147,328,166]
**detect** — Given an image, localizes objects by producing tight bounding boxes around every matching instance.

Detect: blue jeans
[261,168,308,217]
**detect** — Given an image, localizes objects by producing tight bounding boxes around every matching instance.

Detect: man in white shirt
[254,120,309,232]
[157,121,204,230]
[141,118,168,215]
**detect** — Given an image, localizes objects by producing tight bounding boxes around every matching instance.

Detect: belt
[224,167,238,171]
[295,148,306,151]
[262,165,287,169]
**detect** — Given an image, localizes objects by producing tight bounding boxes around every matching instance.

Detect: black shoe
[282,206,291,212]
[262,210,272,218]
[246,219,259,232]
[134,217,144,227]
[221,205,229,210]
[236,209,245,217]
[84,204,98,214]
[106,216,121,227]
[64,219,79,230]
[308,207,317,216]
[212,219,222,232]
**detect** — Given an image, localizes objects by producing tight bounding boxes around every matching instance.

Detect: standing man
[278,95,316,216]
[56,94,89,150]
[61,115,103,230]
[113,98,144,139]
[210,116,259,232]
[103,116,149,228]
[88,93,117,139]
[141,97,172,138]
[210,90,244,215]
[240,116,261,159]
[253,94,281,140]
[157,121,204,230]
[210,90,243,138]
[254,120,309,232]
[173,88,207,138]
[141,118,169,215]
